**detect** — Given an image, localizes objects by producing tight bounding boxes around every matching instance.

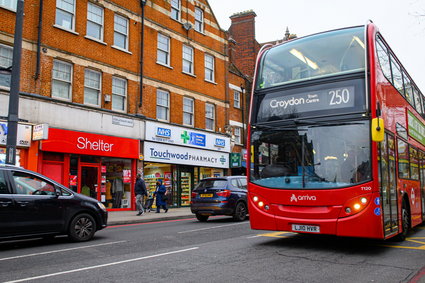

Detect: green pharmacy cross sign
[408,110,425,145]
[230,153,241,168]
[181,131,190,144]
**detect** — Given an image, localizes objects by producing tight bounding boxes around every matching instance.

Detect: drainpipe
[34,0,43,80]
[139,0,147,108]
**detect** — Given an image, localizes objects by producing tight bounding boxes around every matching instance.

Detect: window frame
[233,90,241,109]
[194,7,204,33]
[234,127,241,145]
[0,0,17,11]
[170,0,181,21]
[156,89,170,121]
[157,33,171,67]
[182,45,194,75]
[205,103,215,131]
[204,54,215,82]
[113,14,129,51]
[51,59,73,101]
[0,43,13,89]
[86,2,104,41]
[112,76,127,112]
[183,97,194,127]
[55,0,76,31]
[84,69,102,107]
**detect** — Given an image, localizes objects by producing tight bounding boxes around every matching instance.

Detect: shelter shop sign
[144,142,229,168]
[145,121,231,152]
[40,128,139,159]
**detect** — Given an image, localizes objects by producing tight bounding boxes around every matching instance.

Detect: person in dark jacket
[135,174,148,216]
[154,180,168,213]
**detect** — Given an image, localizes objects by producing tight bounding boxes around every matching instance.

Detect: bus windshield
[256,26,366,89]
[250,120,371,189]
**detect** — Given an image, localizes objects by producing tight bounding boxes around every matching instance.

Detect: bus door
[379,133,399,237]
[420,151,425,221]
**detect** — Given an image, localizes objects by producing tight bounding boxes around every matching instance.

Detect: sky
[209,0,425,91]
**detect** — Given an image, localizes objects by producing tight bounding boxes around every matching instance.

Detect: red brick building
[0,0,247,209]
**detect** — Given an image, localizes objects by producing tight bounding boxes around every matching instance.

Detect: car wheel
[395,201,410,241]
[233,202,247,222]
[68,213,96,242]
[196,214,209,222]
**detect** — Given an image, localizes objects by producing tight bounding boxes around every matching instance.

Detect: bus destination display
[257,85,356,122]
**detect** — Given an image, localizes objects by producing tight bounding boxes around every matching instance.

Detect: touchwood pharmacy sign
[144,142,229,168]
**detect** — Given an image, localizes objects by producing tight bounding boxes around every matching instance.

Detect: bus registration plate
[292,224,320,233]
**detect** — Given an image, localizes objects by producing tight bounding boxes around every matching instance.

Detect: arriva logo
[290,194,317,202]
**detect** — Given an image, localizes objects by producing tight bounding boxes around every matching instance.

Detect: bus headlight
[341,195,370,217]
[252,195,270,211]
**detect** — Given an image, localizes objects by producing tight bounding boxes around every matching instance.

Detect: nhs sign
[215,138,226,148]
[156,127,171,138]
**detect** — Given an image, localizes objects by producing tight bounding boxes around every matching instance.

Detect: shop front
[39,128,139,210]
[143,121,230,207]
[0,121,32,167]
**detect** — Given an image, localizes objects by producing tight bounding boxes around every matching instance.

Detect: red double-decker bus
[247,22,425,240]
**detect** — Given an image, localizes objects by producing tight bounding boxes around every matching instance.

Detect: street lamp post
[6,0,24,165]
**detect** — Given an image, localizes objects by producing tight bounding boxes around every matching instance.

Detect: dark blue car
[190,176,248,222]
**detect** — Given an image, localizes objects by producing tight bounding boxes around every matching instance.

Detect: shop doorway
[80,165,100,200]
[179,166,193,206]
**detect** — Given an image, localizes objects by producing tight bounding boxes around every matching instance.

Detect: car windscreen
[195,180,227,190]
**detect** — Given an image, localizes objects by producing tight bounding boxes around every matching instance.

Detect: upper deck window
[256,27,366,89]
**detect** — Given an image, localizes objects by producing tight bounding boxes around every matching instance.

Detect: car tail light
[191,191,198,198]
[216,189,231,198]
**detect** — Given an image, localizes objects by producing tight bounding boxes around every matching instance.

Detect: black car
[190,176,248,222]
[0,165,107,242]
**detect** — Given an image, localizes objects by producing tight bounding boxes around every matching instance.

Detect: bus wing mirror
[371,118,384,142]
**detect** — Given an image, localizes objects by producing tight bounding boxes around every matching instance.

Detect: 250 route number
[329,88,350,105]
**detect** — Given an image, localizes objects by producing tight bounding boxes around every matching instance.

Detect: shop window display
[144,163,174,208]
[103,158,132,209]
[200,167,224,179]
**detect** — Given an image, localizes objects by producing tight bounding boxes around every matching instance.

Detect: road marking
[0,241,126,262]
[178,222,248,234]
[4,247,199,283]
[383,237,425,250]
[246,235,262,239]
[258,232,294,238]
[107,218,196,228]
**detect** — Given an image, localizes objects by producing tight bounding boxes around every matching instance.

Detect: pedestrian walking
[135,174,148,216]
[154,180,168,213]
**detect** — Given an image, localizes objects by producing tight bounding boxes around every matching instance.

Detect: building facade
[0,0,247,210]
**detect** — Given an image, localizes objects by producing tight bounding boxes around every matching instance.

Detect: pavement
[107,207,195,226]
